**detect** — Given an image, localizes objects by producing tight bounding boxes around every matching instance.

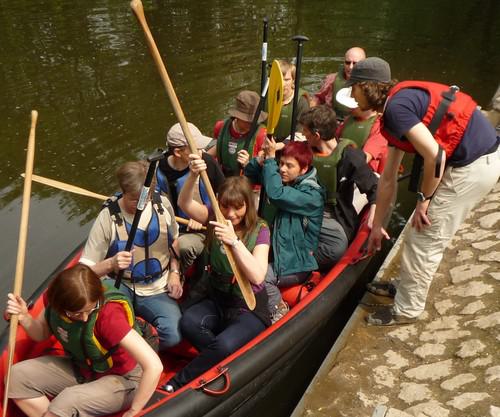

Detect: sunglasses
[65,300,100,319]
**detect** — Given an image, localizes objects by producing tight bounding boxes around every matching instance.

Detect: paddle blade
[266,60,284,135]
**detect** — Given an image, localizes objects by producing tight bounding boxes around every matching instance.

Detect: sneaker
[366,281,397,298]
[365,306,417,326]
[271,300,289,324]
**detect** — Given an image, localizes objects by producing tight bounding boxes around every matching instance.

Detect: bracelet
[170,269,181,275]
[230,238,240,248]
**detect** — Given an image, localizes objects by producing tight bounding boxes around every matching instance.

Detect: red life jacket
[380,81,477,157]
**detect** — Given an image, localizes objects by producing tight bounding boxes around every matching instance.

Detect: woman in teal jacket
[245,139,325,322]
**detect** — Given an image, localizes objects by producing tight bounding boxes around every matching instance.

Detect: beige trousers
[393,148,500,318]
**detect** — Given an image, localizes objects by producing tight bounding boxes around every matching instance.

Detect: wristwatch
[230,238,240,248]
[416,192,432,202]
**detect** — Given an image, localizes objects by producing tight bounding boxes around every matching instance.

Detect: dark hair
[217,176,257,242]
[47,264,104,315]
[357,80,398,111]
[281,141,313,171]
[299,105,337,140]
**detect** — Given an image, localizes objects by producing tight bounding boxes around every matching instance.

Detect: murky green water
[0,0,498,410]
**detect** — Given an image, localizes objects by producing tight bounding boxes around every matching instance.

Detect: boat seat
[280,271,322,308]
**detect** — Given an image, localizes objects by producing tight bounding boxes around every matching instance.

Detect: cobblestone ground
[299,182,500,417]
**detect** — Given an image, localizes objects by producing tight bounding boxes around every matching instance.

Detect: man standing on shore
[343,57,500,326]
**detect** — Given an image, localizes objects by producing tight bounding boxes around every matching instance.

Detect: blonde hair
[278,59,296,81]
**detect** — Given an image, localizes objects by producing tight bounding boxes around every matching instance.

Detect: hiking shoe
[365,306,417,326]
[271,300,289,324]
[366,281,397,298]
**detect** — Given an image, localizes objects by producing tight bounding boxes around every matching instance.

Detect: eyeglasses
[344,60,359,66]
[65,301,100,319]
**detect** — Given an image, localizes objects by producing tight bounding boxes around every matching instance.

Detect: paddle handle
[3,110,38,417]
[290,35,309,141]
[130,0,255,310]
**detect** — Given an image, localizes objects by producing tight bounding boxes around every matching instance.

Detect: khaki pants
[9,355,142,417]
[394,148,500,318]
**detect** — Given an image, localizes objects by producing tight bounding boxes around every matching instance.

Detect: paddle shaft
[130,0,256,310]
[28,174,199,229]
[3,111,37,417]
[114,150,164,289]
[290,35,309,141]
[260,17,269,95]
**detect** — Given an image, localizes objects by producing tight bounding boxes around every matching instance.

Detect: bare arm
[6,294,51,341]
[405,123,446,229]
[120,329,163,417]
[177,154,210,225]
[367,146,404,252]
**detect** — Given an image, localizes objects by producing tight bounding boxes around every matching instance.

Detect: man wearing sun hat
[340,57,500,326]
[335,87,388,174]
[156,122,225,271]
[210,90,268,177]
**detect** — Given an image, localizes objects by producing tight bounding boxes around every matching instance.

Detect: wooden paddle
[25,173,202,229]
[130,0,255,310]
[2,111,37,417]
[258,60,284,216]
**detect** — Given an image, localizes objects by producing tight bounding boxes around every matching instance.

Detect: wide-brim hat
[228,90,268,124]
[345,57,391,87]
[166,122,212,150]
[336,87,358,109]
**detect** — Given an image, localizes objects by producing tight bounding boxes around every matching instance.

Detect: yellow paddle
[24,174,203,230]
[257,60,284,216]
[130,0,255,309]
[2,111,37,417]
[266,60,284,136]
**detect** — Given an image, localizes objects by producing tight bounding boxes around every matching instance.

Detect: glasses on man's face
[344,60,358,66]
[65,301,100,320]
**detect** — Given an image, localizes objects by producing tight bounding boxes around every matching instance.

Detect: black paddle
[290,35,309,141]
[260,17,269,95]
[114,149,165,289]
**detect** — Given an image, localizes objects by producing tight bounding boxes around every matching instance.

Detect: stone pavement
[293,182,500,417]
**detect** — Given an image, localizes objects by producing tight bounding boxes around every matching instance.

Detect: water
[0,0,499,410]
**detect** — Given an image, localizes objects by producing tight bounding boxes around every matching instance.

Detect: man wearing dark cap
[210,90,268,177]
[341,57,500,326]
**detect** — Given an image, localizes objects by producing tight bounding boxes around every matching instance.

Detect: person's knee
[156,319,182,349]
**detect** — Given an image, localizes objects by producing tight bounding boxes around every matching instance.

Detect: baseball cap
[345,57,391,87]
[166,122,212,150]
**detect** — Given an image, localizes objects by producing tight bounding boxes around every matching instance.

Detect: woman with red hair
[245,139,325,322]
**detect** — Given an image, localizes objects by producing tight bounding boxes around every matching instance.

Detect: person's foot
[271,300,289,324]
[366,281,397,298]
[365,306,417,326]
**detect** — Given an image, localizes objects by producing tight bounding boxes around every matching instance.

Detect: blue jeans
[108,279,182,350]
[169,298,266,389]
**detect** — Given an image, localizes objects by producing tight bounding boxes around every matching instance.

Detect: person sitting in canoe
[245,140,324,323]
[156,122,225,272]
[162,155,271,392]
[299,105,378,271]
[79,160,183,351]
[5,264,162,417]
[207,90,268,176]
[270,59,310,143]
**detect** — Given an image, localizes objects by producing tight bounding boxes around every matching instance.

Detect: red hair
[281,141,313,171]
